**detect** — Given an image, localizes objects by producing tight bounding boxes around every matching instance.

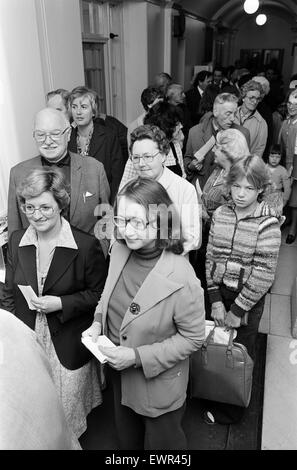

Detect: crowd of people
[1,61,296,449]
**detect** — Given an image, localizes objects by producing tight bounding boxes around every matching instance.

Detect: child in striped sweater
[204,154,281,425]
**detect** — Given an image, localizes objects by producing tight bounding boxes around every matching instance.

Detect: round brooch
[129,302,140,315]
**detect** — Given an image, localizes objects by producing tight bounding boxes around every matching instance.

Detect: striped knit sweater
[206,201,281,318]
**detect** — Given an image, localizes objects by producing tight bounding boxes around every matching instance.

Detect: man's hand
[189,159,203,171]
[211,301,226,327]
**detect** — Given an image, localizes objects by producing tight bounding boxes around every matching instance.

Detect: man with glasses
[234,79,268,158]
[7,108,110,241]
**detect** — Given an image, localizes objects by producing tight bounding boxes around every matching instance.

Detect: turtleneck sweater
[107,244,162,350]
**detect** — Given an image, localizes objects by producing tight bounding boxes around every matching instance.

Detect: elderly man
[234,80,268,158]
[7,108,110,242]
[184,93,250,189]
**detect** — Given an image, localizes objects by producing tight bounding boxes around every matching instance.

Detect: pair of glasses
[113,216,150,231]
[21,204,55,217]
[130,151,160,164]
[33,127,70,143]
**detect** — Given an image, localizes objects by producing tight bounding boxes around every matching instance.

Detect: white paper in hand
[18,285,39,310]
[81,335,116,363]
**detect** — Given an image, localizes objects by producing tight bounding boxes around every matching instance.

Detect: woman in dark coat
[2,167,108,439]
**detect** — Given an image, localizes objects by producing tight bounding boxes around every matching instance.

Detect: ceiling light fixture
[243,0,259,15]
[256,13,267,25]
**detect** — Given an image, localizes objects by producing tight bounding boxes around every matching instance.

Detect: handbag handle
[201,327,235,368]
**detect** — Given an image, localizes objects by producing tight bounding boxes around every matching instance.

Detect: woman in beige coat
[83,177,205,450]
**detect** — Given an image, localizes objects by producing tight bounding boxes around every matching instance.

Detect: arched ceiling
[178,0,297,28]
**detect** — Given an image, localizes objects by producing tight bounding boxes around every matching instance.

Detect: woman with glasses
[119,124,200,254]
[234,79,268,158]
[2,167,108,442]
[83,177,205,449]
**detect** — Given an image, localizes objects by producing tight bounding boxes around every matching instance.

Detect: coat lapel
[43,247,78,293]
[119,249,183,331]
[18,246,38,295]
[89,121,106,158]
[69,152,82,220]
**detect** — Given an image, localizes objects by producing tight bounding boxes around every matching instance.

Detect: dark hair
[193,71,212,88]
[140,87,162,111]
[269,144,281,155]
[198,84,219,116]
[17,167,70,216]
[144,101,180,140]
[129,124,170,156]
[69,86,99,118]
[114,177,184,254]
[46,88,70,106]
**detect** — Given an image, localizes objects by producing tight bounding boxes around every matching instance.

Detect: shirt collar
[197,85,204,96]
[158,167,171,190]
[19,217,78,249]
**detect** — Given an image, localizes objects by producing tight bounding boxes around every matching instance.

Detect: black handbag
[190,328,254,407]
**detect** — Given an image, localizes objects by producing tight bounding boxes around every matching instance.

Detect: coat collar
[18,218,78,294]
[102,242,184,331]
[19,217,78,250]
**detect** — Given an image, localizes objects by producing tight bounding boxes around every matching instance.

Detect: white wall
[122,1,148,125]
[35,0,85,93]
[184,17,205,90]
[147,2,164,85]
[0,0,85,215]
[233,15,293,89]
[0,0,45,214]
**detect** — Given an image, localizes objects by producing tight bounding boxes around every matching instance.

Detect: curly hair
[216,128,249,163]
[114,177,184,254]
[240,80,265,100]
[17,167,70,216]
[143,101,180,140]
[129,124,170,156]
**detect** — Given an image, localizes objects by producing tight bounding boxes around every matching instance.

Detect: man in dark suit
[184,93,250,190]
[185,71,212,125]
[7,108,110,241]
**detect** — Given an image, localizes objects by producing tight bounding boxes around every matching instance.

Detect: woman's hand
[99,346,136,371]
[211,301,226,327]
[82,321,102,342]
[224,311,241,329]
[31,296,62,314]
